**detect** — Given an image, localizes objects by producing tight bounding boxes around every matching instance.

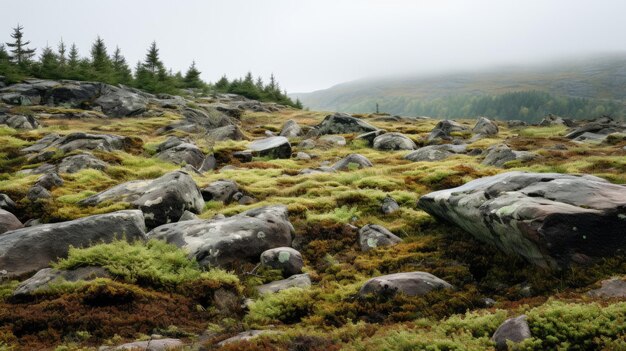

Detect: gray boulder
[358,224,402,252]
[356,129,387,146]
[13,266,110,297]
[217,331,273,347]
[295,152,311,160]
[373,132,417,151]
[358,272,452,297]
[206,124,245,141]
[482,144,536,167]
[148,205,294,267]
[257,273,311,294]
[571,132,609,144]
[314,113,378,135]
[57,153,108,173]
[491,315,531,351]
[248,136,292,159]
[24,132,132,155]
[298,139,316,149]
[539,114,576,127]
[381,195,399,214]
[472,117,499,136]
[404,144,467,162]
[565,116,626,140]
[0,114,39,129]
[331,154,373,171]
[35,172,63,190]
[279,119,302,138]
[319,135,346,146]
[0,194,17,213]
[79,171,204,229]
[0,209,22,234]
[201,180,240,203]
[27,185,51,201]
[178,210,199,222]
[588,277,626,298]
[156,139,210,171]
[103,338,184,351]
[44,81,102,107]
[507,120,527,128]
[418,171,626,269]
[260,247,303,277]
[427,120,468,141]
[93,85,148,117]
[0,210,146,278]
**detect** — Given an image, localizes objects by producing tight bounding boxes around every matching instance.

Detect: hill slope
[293,55,626,120]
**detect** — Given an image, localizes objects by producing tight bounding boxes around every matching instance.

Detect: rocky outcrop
[201,180,240,203]
[260,247,303,277]
[418,171,626,269]
[588,277,626,298]
[427,120,468,141]
[13,266,110,297]
[155,137,213,171]
[482,144,536,167]
[404,144,467,162]
[358,224,402,252]
[0,210,146,278]
[472,117,499,136]
[373,133,417,150]
[539,114,576,127]
[148,205,294,267]
[0,209,22,234]
[356,130,386,146]
[57,152,108,173]
[0,114,39,129]
[331,153,373,171]
[206,125,245,141]
[159,107,234,134]
[93,85,148,117]
[358,272,452,297]
[79,171,204,228]
[22,132,134,157]
[257,273,311,294]
[103,338,184,351]
[507,120,527,128]
[565,116,626,141]
[0,194,17,213]
[248,136,292,159]
[314,113,378,135]
[279,119,302,138]
[491,315,531,351]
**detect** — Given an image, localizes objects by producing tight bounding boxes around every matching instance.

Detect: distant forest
[351,90,624,121]
[0,24,302,108]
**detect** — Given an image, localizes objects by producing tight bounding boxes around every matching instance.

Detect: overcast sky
[2,0,626,92]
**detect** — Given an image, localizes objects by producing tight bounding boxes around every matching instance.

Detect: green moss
[245,287,315,326]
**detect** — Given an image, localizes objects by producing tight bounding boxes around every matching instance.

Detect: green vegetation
[0,25,301,107]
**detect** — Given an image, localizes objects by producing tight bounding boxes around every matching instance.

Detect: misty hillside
[293,56,626,121]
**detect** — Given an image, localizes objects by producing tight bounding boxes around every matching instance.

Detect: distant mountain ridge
[292,55,626,120]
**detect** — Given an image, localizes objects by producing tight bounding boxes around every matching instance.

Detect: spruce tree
[183,61,204,89]
[37,45,60,79]
[57,39,67,67]
[68,43,79,68]
[6,24,36,65]
[214,75,230,92]
[111,46,132,84]
[143,41,163,74]
[90,36,112,80]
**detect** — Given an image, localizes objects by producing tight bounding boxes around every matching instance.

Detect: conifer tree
[214,75,230,91]
[111,46,132,84]
[143,41,163,74]
[68,43,79,68]
[37,45,60,79]
[6,24,36,65]
[90,36,111,76]
[183,61,204,89]
[57,39,67,67]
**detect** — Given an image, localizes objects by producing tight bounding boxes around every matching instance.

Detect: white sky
[1,0,626,92]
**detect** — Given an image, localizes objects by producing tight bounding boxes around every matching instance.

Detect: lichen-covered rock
[148,205,294,267]
[155,138,211,171]
[358,272,452,297]
[206,124,245,141]
[260,247,303,277]
[381,195,400,214]
[79,171,204,229]
[427,119,468,141]
[201,179,240,203]
[539,114,576,127]
[0,210,146,278]
[0,194,17,213]
[256,273,311,294]
[373,132,417,150]
[404,144,466,162]
[472,116,499,136]
[491,315,531,351]
[93,85,148,117]
[482,144,536,167]
[248,136,292,159]
[331,153,373,171]
[588,277,626,298]
[279,119,302,138]
[0,209,22,234]
[27,185,51,201]
[356,129,386,146]
[13,266,110,297]
[314,113,378,135]
[0,114,39,129]
[35,172,63,190]
[103,338,184,351]
[319,135,346,146]
[358,224,402,252]
[57,152,108,173]
[217,331,273,347]
[418,171,626,269]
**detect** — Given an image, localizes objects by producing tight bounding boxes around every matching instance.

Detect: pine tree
[111,46,132,84]
[255,76,264,91]
[37,45,60,79]
[143,41,163,74]
[68,43,79,68]
[5,24,36,65]
[183,61,204,89]
[57,39,67,67]
[214,75,230,91]
[90,36,112,77]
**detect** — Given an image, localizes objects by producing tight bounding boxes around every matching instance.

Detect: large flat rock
[418,171,626,269]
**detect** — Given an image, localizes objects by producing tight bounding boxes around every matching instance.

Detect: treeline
[0,24,301,108]
[349,90,624,121]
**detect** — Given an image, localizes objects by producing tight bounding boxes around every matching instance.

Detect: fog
[2,0,626,92]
